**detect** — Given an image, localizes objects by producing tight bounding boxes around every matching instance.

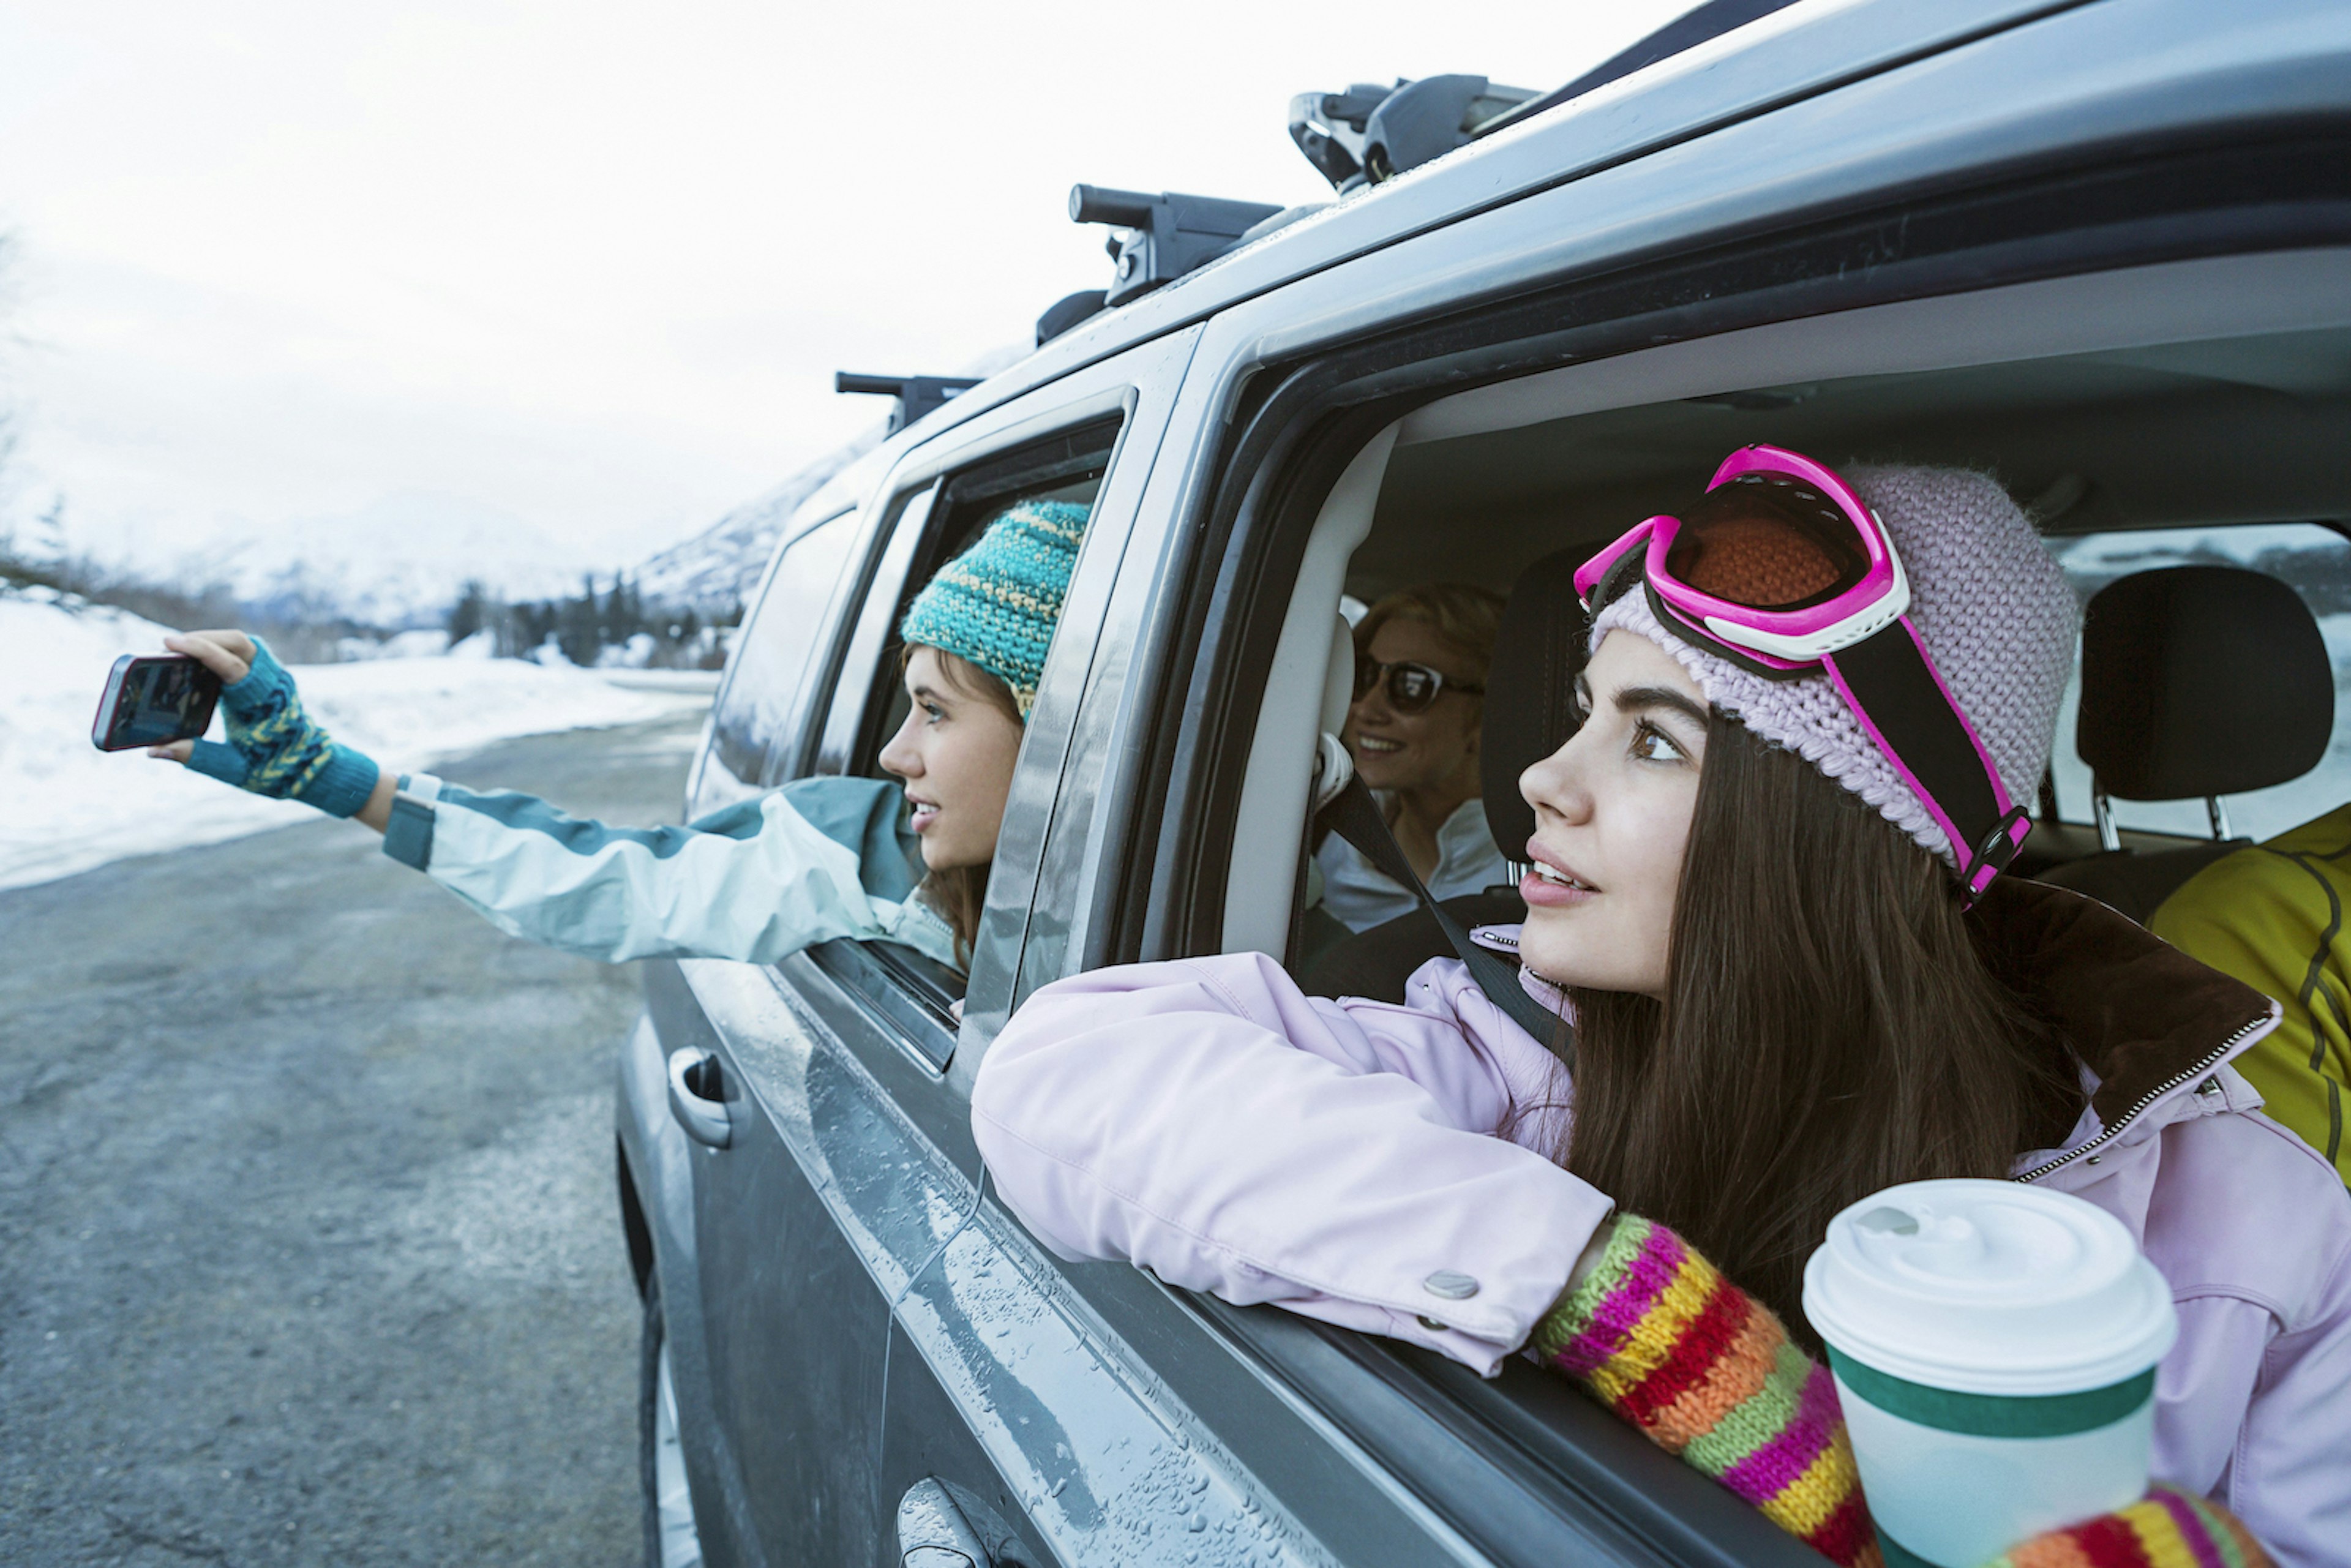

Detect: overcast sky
[0,0,1692,571]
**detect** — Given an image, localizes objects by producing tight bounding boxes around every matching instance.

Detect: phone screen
[92,655,224,751]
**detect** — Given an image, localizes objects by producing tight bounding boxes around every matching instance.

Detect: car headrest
[2079,565,2333,800]
[1481,548,1592,861]
[1321,613,1355,737]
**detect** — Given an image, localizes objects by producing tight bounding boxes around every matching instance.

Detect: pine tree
[558,575,602,666]
[448,580,492,645]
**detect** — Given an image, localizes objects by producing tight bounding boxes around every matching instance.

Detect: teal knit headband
[899,499,1089,718]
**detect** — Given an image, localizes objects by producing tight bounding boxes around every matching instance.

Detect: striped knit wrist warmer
[1979,1486,2270,1568]
[186,638,380,819]
[1528,1215,1877,1568]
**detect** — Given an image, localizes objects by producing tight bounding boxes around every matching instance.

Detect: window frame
[776,336,1198,1090]
[793,426,1126,1074]
[810,482,942,782]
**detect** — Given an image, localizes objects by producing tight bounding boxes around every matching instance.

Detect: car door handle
[896,1477,994,1567]
[666,1047,732,1149]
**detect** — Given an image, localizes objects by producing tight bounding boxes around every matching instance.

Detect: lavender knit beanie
[1589,466,2078,866]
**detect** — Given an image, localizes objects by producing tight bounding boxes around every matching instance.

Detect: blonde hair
[1353,583,1507,716]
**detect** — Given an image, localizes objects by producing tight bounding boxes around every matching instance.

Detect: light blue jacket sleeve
[380,772,961,972]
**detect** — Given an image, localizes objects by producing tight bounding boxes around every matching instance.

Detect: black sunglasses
[1351,659,1484,714]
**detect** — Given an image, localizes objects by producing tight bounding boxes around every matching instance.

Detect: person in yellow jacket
[2152,802,2351,1189]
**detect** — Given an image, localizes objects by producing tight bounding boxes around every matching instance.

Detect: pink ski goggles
[1574,444,2031,897]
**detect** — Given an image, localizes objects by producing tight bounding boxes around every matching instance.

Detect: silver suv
[615,2,2351,1562]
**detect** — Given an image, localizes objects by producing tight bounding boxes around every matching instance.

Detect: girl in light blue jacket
[145,501,1086,975]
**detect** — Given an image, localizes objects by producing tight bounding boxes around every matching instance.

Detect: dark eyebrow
[1613,684,1711,730]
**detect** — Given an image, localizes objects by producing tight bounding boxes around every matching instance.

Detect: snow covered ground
[1,592,711,890]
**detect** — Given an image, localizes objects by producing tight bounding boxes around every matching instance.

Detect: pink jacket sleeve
[2158,1289,2351,1568]
[2128,1097,2351,1566]
[970,950,1616,1375]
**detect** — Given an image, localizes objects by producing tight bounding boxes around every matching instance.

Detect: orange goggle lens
[1660,473,1870,612]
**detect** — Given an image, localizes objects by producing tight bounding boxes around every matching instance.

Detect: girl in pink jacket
[973,456,2351,1566]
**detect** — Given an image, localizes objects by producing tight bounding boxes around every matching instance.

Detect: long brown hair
[905,645,1024,964]
[1558,713,2077,1351]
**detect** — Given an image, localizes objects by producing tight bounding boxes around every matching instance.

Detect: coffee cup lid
[1801,1179,2175,1397]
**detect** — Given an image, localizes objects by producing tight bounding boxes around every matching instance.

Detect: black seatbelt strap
[1319,772,1575,1068]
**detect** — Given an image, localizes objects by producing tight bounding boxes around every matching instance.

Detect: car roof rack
[1036,184,1294,347]
[1068,185,1286,310]
[1286,0,1802,193]
[1036,10,1806,348]
[834,372,982,434]
[1289,75,1537,191]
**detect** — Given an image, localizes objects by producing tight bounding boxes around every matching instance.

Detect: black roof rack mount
[1288,75,1535,191]
[1067,184,1285,309]
[834,372,981,435]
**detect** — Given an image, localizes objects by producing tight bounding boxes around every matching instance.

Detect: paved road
[0,713,705,1567]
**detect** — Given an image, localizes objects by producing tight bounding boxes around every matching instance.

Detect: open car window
[1245,324,2351,973]
[801,424,1118,1065]
[1123,254,2351,1566]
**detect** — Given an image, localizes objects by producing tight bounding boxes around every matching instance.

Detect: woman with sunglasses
[1314,583,1509,932]
[973,454,2350,1564]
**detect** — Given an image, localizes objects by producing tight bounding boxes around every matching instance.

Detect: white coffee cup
[1801,1179,2177,1567]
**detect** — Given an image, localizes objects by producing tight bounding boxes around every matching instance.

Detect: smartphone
[91,653,223,752]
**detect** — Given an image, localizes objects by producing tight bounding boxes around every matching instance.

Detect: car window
[701,508,861,808]
[801,429,1116,1056]
[853,478,1101,768]
[1133,277,2351,1558]
[2046,522,2351,842]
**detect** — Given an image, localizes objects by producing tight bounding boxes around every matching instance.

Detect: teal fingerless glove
[183,637,381,819]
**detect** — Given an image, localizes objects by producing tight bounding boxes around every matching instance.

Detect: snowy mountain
[209,492,608,628]
[632,424,885,612]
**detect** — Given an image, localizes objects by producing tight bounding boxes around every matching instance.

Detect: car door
[650,493,882,1568]
[845,332,1353,1568]
[889,13,2351,1568]
[660,324,1201,1568]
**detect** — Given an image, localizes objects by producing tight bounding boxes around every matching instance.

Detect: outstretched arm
[147,632,956,970]
[386,771,956,969]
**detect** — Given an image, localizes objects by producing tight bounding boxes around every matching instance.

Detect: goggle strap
[1583,545,1645,618]
[1821,621,2027,899]
[1646,586,1805,681]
